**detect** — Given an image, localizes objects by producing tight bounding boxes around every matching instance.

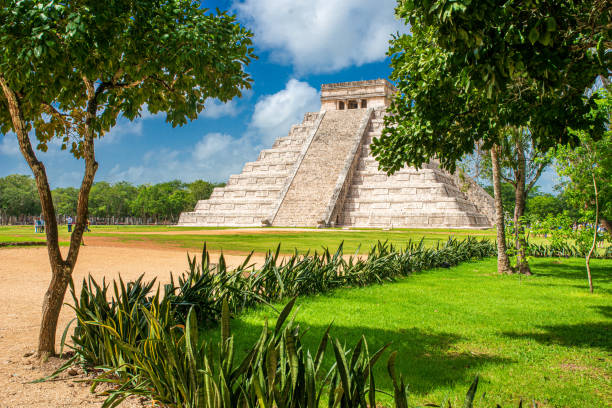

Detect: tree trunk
[491,145,514,274]
[1,75,99,357]
[600,216,611,237]
[586,170,597,293]
[513,139,531,275]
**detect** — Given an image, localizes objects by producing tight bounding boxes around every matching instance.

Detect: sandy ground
[0,243,265,408]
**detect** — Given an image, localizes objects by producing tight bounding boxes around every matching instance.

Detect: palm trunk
[513,140,531,275]
[491,145,514,274]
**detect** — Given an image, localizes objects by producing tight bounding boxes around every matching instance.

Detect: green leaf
[528,27,539,45]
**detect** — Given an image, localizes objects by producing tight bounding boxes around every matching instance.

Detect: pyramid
[178,80,494,228]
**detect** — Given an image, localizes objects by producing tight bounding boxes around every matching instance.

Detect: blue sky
[0,0,557,192]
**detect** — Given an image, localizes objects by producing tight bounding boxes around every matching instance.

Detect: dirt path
[0,245,264,408]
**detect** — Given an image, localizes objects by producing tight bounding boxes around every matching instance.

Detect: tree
[555,89,611,292]
[372,1,608,274]
[478,127,551,274]
[0,0,254,356]
[51,187,79,216]
[525,193,566,222]
[188,179,223,208]
[0,174,41,219]
[89,181,137,218]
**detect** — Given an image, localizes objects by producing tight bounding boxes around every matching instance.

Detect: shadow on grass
[227,318,512,396]
[533,260,612,284]
[593,305,612,319]
[503,321,612,352]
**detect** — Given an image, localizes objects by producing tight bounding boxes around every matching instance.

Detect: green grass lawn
[106,228,496,254]
[0,225,497,253]
[207,257,612,407]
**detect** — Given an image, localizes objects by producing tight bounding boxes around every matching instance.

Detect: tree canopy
[0,0,255,355]
[0,174,41,217]
[372,1,609,173]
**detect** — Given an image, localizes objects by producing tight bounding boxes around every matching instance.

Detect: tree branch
[526,161,547,194]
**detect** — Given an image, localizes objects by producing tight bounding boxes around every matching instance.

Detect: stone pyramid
[178,80,494,228]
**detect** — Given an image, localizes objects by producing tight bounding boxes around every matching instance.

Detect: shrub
[58,238,545,407]
[67,238,495,366]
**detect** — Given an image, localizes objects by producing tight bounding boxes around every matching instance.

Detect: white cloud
[0,133,19,155]
[193,132,233,158]
[234,0,406,74]
[107,132,260,184]
[101,118,143,144]
[251,79,319,144]
[201,98,239,119]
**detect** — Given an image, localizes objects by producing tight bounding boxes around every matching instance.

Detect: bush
[67,238,495,367]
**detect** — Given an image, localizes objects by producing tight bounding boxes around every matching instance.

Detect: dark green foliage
[373,1,608,174]
[526,242,612,259]
[1,176,221,220]
[0,174,41,216]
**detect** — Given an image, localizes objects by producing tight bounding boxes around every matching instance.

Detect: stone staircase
[177,112,322,226]
[178,98,494,229]
[337,108,492,228]
[271,109,370,226]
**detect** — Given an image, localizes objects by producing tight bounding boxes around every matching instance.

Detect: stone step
[242,162,294,173]
[195,197,277,210]
[217,183,283,193]
[339,212,490,228]
[227,171,290,186]
[257,146,303,161]
[346,182,465,195]
[273,109,369,226]
[197,206,271,215]
[243,157,298,168]
[359,157,438,170]
[272,134,309,148]
[180,214,262,226]
[343,199,477,213]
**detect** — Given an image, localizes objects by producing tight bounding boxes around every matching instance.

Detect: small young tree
[0,0,255,356]
[555,89,611,292]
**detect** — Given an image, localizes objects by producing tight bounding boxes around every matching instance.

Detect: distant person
[41,218,45,233]
[34,218,40,233]
[86,219,91,232]
[67,216,73,233]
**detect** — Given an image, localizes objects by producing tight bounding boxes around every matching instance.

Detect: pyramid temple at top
[178,79,494,228]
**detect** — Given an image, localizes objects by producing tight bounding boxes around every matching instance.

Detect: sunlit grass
[1,225,498,253]
[208,257,612,407]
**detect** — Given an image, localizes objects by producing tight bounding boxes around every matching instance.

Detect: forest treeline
[0,174,224,222]
[1,173,579,225]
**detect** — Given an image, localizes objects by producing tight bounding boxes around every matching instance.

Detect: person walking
[67,216,73,233]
